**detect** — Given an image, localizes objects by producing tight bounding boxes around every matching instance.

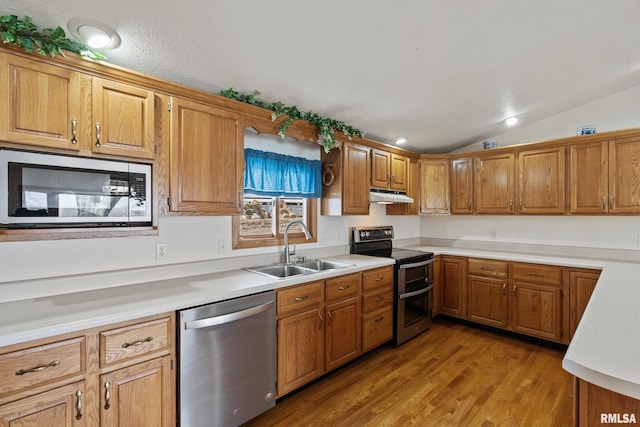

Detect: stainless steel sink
[245,259,353,279]
[246,264,316,279]
[296,259,354,271]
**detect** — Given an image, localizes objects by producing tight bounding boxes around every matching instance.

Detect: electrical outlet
[156,243,167,259]
[218,239,227,253]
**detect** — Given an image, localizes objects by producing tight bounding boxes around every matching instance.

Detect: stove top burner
[350,226,434,265]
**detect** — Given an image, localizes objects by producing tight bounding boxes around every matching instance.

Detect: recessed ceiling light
[67,18,121,50]
[505,116,518,126]
[392,137,407,145]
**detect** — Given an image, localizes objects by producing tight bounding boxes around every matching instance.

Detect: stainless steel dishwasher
[178,291,276,427]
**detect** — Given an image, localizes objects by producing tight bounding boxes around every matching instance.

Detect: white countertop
[1,246,638,400]
[0,254,393,348]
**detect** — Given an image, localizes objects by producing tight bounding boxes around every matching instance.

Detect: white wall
[451,83,640,153]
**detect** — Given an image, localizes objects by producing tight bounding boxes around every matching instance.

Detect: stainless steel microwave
[0,150,152,228]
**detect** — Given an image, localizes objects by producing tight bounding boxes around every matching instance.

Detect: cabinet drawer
[362,289,393,314]
[0,337,85,396]
[362,266,394,293]
[362,307,393,352]
[100,317,171,367]
[513,263,562,285]
[325,273,360,303]
[467,258,508,279]
[277,281,323,317]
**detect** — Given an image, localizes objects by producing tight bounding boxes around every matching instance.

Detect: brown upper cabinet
[386,158,419,215]
[321,141,371,215]
[516,146,565,214]
[450,157,474,214]
[419,158,450,214]
[169,97,244,215]
[570,135,640,214]
[0,53,155,160]
[371,149,407,191]
[475,152,515,214]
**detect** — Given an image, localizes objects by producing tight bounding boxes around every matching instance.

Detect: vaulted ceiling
[3,1,640,153]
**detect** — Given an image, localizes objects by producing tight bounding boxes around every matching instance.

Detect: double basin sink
[246,259,353,279]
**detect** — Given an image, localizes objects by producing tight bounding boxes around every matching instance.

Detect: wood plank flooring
[245,317,574,427]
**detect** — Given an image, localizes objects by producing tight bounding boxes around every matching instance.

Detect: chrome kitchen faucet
[283,220,312,264]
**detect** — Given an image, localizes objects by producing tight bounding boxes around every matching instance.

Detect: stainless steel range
[350,226,435,345]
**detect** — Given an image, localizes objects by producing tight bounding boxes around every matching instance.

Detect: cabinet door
[441,256,465,318]
[101,356,173,427]
[342,142,370,215]
[577,379,640,426]
[419,159,450,214]
[475,153,515,214]
[361,307,393,352]
[511,282,562,342]
[569,269,600,338]
[467,276,508,329]
[0,53,83,151]
[569,141,608,213]
[451,157,474,214]
[432,255,443,316]
[169,97,243,214]
[277,308,324,397]
[386,158,418,215]
[390,153,407,191]
[0,382,85,427]
[91,78,155,159]
[371,149,391,189]
[325,297,360,371]
[517,147,565,214]
[609,136,640,213]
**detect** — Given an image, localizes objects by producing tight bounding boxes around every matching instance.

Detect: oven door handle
[399,283,434,300]
[399,258,434,270]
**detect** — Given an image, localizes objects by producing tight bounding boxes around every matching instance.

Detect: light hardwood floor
[245,317,574,427]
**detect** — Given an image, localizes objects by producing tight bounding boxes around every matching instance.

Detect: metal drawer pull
[71,119,78,144]
[104,381,111,410]
[480,266,494,271]
[15,359,60,375]
[122,336,153,348]
[375,276,384,281]
[95,122,101,147]
[294,295,309,302]
[527,272,544,277]
[338,285,350,290]
[75,390,83,420]
[375,296,384,302]
[375,316,385,323]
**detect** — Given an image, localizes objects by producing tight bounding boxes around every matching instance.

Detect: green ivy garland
[220,88,363,152]
[0,15,104,59]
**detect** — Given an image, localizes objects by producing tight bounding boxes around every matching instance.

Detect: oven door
[395,258,434,345]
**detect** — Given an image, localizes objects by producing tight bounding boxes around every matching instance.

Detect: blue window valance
[244,148,322,198]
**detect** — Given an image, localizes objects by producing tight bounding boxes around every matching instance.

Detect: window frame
[232,197,317,250]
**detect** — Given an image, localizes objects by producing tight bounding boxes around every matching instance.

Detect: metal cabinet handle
[317,314,322,329]
[513,284,517,295]
[338,285,350,291]
[468,200,472,211]
[294,295,309,302]
[375,276,384,281]
[502,283,506,294]
[375,296,384,302]
[610,196,614,209]
[527,272,544,277]
[375,316,385,323]
[15,359,60,375]
[603,196,606,211]
[519,200,523,210]
[327,310,332,326]
[480,266,494,271]
[95,122,101,147]
[75,390,83,420]
[122,336,153,348]
[71,119,78,144]
[509,199,513,210]
[104,381,111,410]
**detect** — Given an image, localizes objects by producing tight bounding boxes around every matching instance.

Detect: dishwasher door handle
[184,300,275,330]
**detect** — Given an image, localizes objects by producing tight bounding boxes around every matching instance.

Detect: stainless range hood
[369,189,414,204]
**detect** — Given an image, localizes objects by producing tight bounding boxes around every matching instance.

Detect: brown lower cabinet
[0,313,175,427]
[436,256,601,345]
[576,378,640,426]
[276,266,394,397]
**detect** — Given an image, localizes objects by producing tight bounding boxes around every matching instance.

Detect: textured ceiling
[2,1,640,153]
